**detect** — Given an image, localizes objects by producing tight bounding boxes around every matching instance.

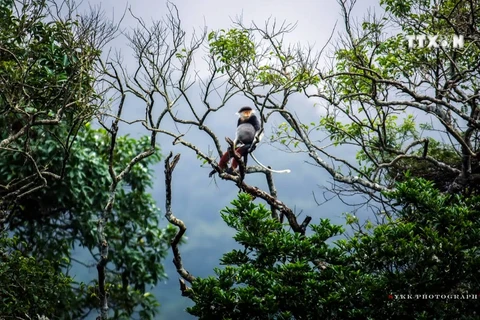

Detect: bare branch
[164,152,196,291]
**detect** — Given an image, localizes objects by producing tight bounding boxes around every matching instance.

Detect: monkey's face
[237,109,254,120]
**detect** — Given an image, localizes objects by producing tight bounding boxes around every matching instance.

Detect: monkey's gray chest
[235,123,256,146]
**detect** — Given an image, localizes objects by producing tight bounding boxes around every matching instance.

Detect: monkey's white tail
[250,153,291,174]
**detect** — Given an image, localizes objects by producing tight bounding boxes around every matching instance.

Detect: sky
[74,0,381,319]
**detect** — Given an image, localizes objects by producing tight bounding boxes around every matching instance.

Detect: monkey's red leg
[209,148,234,177]
[209,147,241,177]
[230,147,247,170]
[218,150,232,170]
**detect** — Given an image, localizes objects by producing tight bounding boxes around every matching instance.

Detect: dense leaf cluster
[188,181,480,319]
[0,1,174,318]
[0,235,74,319]
[1,123,175,319]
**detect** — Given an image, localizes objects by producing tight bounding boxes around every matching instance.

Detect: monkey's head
[236,106,255,120]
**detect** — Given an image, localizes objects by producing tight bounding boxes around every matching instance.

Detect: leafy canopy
[0,235,74,319]
[188,182,480,319]
[1,122,175,319]
[0,0,174,318]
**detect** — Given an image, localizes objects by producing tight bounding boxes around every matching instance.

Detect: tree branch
[164,152,195,296]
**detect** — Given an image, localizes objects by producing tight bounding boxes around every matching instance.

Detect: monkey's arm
[248,128,264,153]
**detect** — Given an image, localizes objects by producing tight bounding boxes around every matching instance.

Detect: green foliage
[2,123,174,318]
[187,193,351,319]
[192,1,480,318]
[0,234,74,319]
[209,29,255,73]
[208,27,319,92]
[339,178,480,319]
[0,0,101,202]
[0,1,173,318]
[188,182,480,319]
[257,64,320,90]
[0,0,99,129]
[311,0,480,191]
